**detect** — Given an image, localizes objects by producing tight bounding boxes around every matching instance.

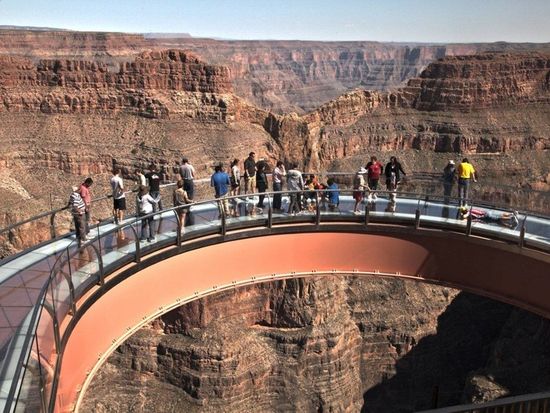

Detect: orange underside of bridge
[55,231,549,412]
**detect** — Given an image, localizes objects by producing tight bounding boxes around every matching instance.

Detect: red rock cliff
[405,52,550,111]
[0,50,232,117]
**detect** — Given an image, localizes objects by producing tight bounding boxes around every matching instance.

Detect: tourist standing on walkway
[137,185,159,242]
[366,156,384,202]
[211,164,231,217]
[442,160,456,201]
[68,186,87,246]
[135,169,146,187]
[256,162,268,208]
[230,159,240,196]
[79,177,93,234]
[110,168,126,224]
[272,160,286,211]
[326,178,340,211]
[173,180,192,235]
[145,164,163,211]
[179,158,196,200]
[353,167,368,214]
[457,158,477,206]
[243,152,257,195]
[286,163,304,215]
[385,156,406,191]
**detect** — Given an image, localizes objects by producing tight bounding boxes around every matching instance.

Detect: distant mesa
[143,32,193,39]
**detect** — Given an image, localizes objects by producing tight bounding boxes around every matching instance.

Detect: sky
[0,0,549,43]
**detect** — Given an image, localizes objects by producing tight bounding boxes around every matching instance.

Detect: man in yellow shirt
[457,157,477,206]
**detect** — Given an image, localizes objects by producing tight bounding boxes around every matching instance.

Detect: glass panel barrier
[97,222,138,270]
[182,201,222,236]
[524,213,550,249]
[50,264,72,326]
[13,334,43,413]
[34,306,57,411]
[65,244,100,295]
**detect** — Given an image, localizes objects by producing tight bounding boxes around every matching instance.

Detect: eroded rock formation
[0,50,231,118]
[81,276,550,412]
[2,29,550,113]
[1,50,550,253]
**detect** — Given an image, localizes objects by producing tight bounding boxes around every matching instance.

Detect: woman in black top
[384,156,406,191]
[256,162,269,208]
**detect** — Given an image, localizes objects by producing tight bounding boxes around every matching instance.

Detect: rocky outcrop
[2,29,550,113]
[405,53,550,111]
[0,30,148,59]
[82,275,550,412]
[0,50,232,118]
[158,39,550,113]
[81,276,460,412]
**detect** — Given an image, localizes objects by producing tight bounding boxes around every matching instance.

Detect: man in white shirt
[179,157,196,200]
[110,168,126,224]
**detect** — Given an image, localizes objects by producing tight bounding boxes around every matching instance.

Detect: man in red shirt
[79,177,94,234]
[365,156,384,202]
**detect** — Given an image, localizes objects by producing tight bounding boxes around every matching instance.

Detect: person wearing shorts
[243,152,257,195]
[110,168,126,224]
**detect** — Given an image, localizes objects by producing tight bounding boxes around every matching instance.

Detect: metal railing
[2,172,549,258]
[1,185,550,412]
[419,390,550,412]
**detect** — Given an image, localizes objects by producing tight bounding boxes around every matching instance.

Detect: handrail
[419,390,550,412]
[2,172,549,244]
[1,188,550,412]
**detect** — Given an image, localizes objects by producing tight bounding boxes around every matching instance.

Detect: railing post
[65,247,77,316]
[415,209,421,229]
[175,209,182,246]
[466,213,473,236]
[267,194,273,229]
[220,200,227,237]
[315,192,321,226]
[364,202,370,226]
[518,218,527,248]
[50,212,57,239]
[134,222,141,264]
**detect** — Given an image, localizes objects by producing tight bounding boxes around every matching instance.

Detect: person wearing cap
[353,167,369,214]
[68,185,87,246]
[457,157,477,206]
[442,160,456,201]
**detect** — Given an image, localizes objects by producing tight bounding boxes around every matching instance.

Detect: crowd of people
[67,153,517,247]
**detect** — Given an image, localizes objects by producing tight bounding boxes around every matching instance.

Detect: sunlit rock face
[1,51,550,255]
[81,276,550,412]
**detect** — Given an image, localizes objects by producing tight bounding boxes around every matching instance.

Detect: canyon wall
[0,50,232,118]
[81,276,550,412]
[147,38,550,113]
[1,50,550,250]
[2,29,550,113]
[0,32,549,412]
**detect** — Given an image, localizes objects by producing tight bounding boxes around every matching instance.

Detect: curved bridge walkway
[0,189,549,412]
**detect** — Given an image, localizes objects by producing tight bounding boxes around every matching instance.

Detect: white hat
[448,160,455,165]
[358,167,367,174]
[71,185,79,192]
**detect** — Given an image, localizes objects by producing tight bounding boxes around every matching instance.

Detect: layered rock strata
[81,276,550,412]
[1,51,550,254]
[2,29,550,113]
[0,50,231,118]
